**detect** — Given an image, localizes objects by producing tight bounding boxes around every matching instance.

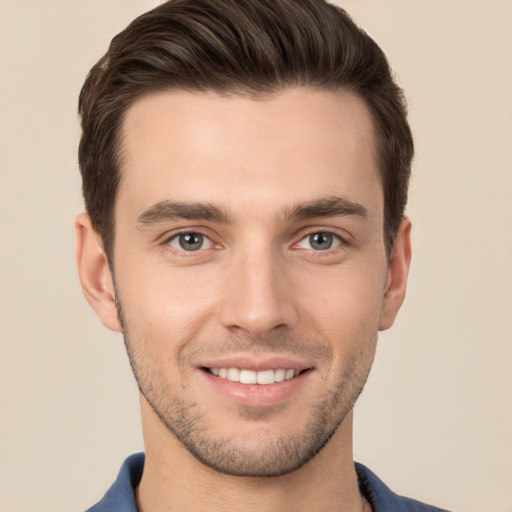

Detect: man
[75,0,448,511]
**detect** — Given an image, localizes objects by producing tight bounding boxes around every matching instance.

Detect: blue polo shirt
[86,453,450,512]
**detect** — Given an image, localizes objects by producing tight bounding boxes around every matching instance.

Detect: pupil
[310,232,332,250]
[179,233,202,251]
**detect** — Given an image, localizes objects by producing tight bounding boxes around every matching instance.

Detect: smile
[208,367,301,385]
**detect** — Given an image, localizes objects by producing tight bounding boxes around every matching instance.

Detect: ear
[75,213,122,332]
[379,218,412,331]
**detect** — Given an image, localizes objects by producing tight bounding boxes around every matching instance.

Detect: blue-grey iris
[179,233,203,251]
[309,233,333,250]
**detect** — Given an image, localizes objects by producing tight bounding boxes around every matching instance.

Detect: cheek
[305,269,383,386]
[115,261,221,347]
[300,264,386,335]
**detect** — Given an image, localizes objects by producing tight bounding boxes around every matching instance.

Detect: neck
[136,399,364,512]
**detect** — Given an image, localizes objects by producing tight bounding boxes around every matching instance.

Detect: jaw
[138,395,361,512]
[135,342,372,479]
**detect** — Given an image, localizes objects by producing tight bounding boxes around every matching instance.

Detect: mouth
[204,367,306,385]
[199,360,313,407]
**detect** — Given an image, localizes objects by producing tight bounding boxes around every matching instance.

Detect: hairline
[104,84,391,266]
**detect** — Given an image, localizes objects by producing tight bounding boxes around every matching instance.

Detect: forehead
[117,87,382,222]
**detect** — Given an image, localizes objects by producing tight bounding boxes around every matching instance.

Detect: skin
[76,87,411,512]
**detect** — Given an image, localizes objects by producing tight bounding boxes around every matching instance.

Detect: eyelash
[163,229,217,254]
[161,228,348,255]
[293,229,347,254]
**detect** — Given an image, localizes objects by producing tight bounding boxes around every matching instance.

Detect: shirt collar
[87,453,448,512]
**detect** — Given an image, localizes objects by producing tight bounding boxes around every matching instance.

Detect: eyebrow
[136,200,232,228]
[136,195,368,229]
[285,196,369,222]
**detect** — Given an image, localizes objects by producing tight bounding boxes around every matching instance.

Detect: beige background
[1,1,511,511]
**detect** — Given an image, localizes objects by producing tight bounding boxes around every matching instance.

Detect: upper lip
[198,354,314,372]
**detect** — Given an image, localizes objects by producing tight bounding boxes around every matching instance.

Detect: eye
[167,232,212,251]
[297,232,342,251]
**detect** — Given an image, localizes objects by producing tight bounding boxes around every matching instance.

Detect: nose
[218,246,298,337]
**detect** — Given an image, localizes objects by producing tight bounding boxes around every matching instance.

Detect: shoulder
[85,453,144,512]
[355,462,451,512]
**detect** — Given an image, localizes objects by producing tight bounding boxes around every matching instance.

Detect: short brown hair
[78,0,413,260]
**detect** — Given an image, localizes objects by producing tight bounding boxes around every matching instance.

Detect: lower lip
[200,369,311,408]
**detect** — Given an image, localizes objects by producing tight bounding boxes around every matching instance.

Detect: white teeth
[209,367,301,385]
[274,369,285,382]
[226,368,240,382]
[239,369,257,384]
[257,369,274,385]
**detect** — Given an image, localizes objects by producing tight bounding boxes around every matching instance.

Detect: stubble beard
[117,302,376,477]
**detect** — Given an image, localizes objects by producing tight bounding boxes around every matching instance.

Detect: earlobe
[379,218,412,331]
[75,213,122,332]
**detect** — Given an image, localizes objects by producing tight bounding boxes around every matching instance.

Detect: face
[77,87,410,477]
